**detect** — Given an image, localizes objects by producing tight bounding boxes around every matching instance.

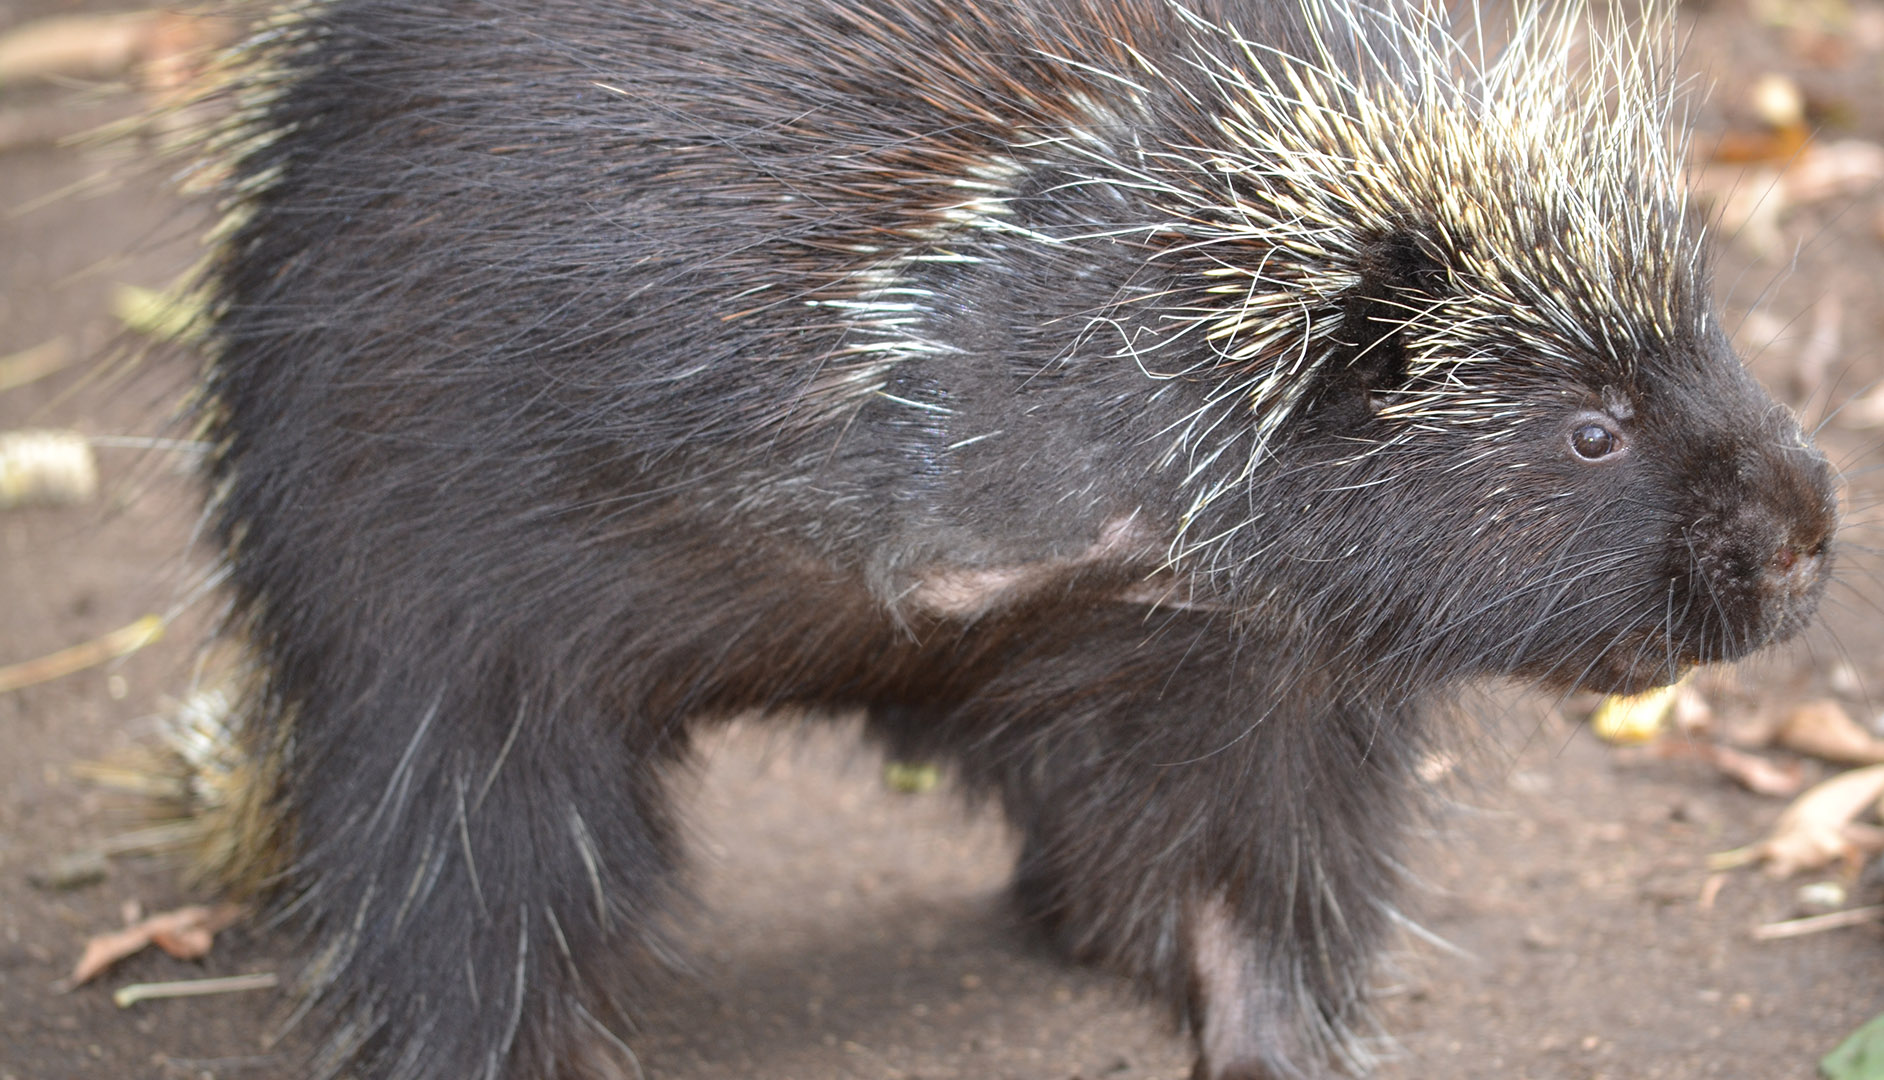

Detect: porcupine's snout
[1676,411,1835,662]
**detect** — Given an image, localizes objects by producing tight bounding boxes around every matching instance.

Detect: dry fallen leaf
[1711,764,1884,877]
[1590,676,1689,744]
[136,12,241,104]
[1777,700,1884,765]
[1783,139,1884,203]
[0,12,161,86]
[1646,739,1803,796]
[1696,139,1884,259]
[112,282,208,345]
[1750,73,1807,129]
[1704,743,1806,797]
[1671,681,1714,735]
[1842,385,1884,429]
[1705,122,1810,166]
[0,429,97,510]
[67,903,243,988]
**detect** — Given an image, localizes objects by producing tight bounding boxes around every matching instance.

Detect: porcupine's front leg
[935,611,1423,1078]
[1177,691,1425,1080]
[1195,685,1419,1078]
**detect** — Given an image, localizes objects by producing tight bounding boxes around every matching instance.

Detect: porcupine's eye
[1570,419,1622,460]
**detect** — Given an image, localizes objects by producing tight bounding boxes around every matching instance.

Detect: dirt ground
[3,2,1883,1079]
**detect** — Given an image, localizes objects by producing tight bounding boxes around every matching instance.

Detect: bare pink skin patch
[899,516,1169,620]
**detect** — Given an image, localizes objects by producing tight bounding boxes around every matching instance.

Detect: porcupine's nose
[1742,434,1835,633]
[1763,530,1827,601]
[1678,417,1834,660]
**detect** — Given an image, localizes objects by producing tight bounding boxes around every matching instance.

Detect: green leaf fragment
[1823,1012,1884,1080]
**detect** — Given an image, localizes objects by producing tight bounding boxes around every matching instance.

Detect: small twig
[113,972,278,1008]
[0,337,71,391]
[1751,905,1884,941]
[0,615,163,693]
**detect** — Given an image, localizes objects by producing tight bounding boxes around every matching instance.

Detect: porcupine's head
[1098,0,1837,696]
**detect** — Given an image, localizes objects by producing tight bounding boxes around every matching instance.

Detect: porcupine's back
[190,1,1834,1078]
[204,0,1818,702]
[205,0,1261,556]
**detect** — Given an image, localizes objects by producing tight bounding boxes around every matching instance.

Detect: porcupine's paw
[1185,897,1324,1080]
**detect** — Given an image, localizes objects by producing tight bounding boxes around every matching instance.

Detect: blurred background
[1,1,1881,1077]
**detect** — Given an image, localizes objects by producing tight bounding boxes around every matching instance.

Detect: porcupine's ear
[1315,227,1449,418]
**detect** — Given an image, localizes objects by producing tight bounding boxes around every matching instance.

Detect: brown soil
[3,3,1883,1079]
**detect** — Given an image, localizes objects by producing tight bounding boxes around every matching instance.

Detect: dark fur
[195,1,1836,1077]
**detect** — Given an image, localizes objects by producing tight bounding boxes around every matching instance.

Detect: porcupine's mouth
[1537,640,1700,697]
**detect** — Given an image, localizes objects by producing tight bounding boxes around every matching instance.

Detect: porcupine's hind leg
[903,607,1424,1079]
[249,621,684,1080]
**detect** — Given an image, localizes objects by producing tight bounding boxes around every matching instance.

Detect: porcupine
[182,0,1837,1077]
